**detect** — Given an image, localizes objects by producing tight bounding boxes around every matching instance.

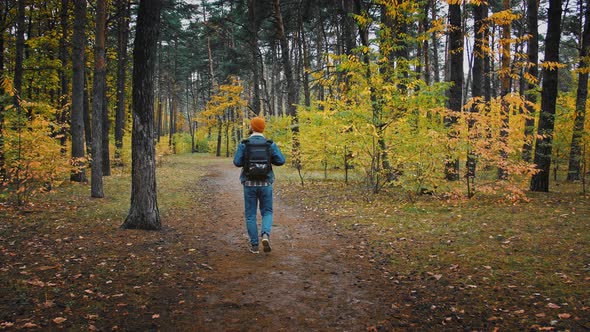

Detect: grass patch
[275,168,590,330]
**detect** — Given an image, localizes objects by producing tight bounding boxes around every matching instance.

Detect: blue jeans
[243,185,273,245]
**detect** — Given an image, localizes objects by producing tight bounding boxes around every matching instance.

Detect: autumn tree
[122,0,163,230]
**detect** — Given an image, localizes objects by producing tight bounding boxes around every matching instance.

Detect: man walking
[233,117,286,254]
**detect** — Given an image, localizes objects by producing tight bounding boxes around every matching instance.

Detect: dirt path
[185,159,397,331]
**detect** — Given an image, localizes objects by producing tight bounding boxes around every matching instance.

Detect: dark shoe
[261,234,272,253]
[250,244,259,254]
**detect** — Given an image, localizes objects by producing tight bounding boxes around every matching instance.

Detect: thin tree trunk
[123,0,163,230]
[58,0,70,153]
[248,0,261,115]
[567,1,590,181]
[14,0,25,109]
[530,0,562,192]
[71,0,87,182]
[83,70,92,156]
[102,76,110,176]
[498,0,511,180]
[273,0,300,168]
[522,0,539,162]
[431,1,440,83]
[115,0,130,163]
[0,2,9,178]
[91,0,107,198]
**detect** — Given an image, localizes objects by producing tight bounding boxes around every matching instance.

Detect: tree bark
[498,0,511,180]
[530,0,562,192]
[83,70,92,156]
[445,2,463,181]
[566,1,590,181]
[467,2,487,187]
[522,0,539,162]
[58,0,70,152]
[273,0,300,168]
[13,0,25,109]
[91,0,107,198]
[115,0,130,162]
[0,1,11,178]
[71,0,87,182]
[248,0,261,115]
[123,0,163,230]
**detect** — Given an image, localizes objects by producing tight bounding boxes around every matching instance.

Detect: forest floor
[0,154,589,331]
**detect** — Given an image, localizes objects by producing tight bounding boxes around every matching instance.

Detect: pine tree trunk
[91,0,107,198]
[530,0,562,192]
[14,0,25,109]
[498,0,511,180]
[468,2,487,186]
[566,1,590,181]
[248,0,261,115]
[445,2,463,181]
[83,71,92,156]
[0,2,7,178]
[273,0,300,168]
[123,0,163,230]
[522,0,539,162]
[71,0,87,183]
[431,1,440,83]
[58,0,69,152]
[102,79,111,176]
[115,0,130,162]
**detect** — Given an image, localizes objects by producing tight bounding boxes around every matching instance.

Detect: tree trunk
[0,2,8,178]
[273,0,300,168]
[91,0,107,198]
[248,0,261,115]
[83,70,92,156]
[58,0,70,152]
[71,0,87,183]
[530,0,562,192]
[115,0,130,162]
[445,2,463,181]
[216,118,222,157]
[498,0,511,180]
[467,2,487,188]
[431,1,440,83]
[123,0,163,230]
[13,0,25,109]
[102,77,111,176]
[567,1,590,181]
[522,0,539,162]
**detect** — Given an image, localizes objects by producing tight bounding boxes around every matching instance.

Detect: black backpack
[243,139,273,179]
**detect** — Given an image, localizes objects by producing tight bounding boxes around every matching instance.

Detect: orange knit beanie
[250,117,266,133]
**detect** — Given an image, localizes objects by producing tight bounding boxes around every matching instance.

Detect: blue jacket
[233,134,286,184]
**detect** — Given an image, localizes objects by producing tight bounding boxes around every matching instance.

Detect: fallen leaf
[558,313,571,319]
[152,314,160,319]
[22,322,39,328]
[513,309,525,315]
[53,317,67,324]
[1,322,15,328]
[26,279,45,287]
[547,303,561,309]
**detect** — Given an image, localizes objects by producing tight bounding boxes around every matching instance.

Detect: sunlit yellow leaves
[540,61,566,70]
